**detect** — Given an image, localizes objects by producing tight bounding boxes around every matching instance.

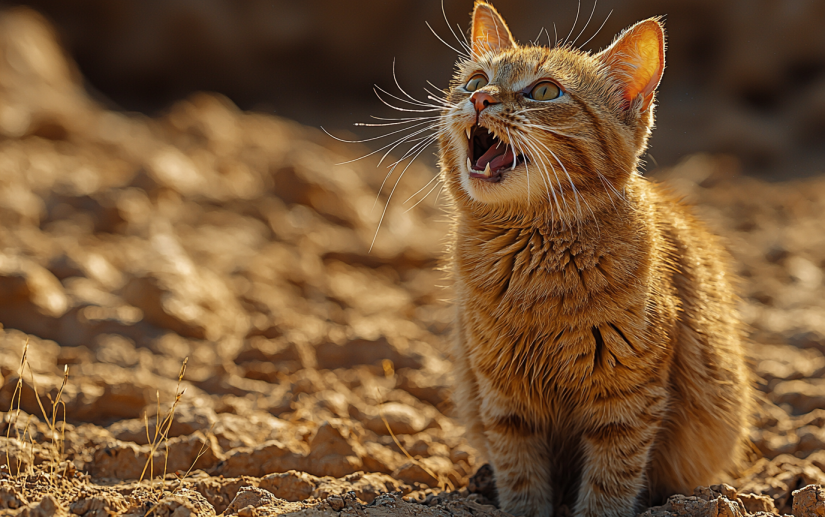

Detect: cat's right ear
[471,2,515,60]
[597,18,665,113]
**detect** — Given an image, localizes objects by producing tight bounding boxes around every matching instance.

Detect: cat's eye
[465,74,488,92]
[528,81,562,101]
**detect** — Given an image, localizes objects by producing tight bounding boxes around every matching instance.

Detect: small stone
[327,495,345,512]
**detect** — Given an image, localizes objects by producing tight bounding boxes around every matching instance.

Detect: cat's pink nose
[470,91,499,112]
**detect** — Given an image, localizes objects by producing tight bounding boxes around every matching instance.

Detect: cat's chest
[455,224,614,311]
[454,222,656,399]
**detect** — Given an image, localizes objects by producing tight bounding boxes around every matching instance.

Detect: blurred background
[1,0,824,177]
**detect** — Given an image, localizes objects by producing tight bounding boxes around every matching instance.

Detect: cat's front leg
[573,387,667,517]
[480,392,553,517]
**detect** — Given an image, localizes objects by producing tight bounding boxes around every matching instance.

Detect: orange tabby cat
[440,3,751,517]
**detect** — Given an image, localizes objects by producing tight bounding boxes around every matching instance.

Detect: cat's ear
[597,18,665,112]
[471,2,515,59]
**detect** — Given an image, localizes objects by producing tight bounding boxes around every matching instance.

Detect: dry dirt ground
[2,8,825,517]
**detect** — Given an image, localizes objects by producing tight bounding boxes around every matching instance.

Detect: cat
[437,3,752,517]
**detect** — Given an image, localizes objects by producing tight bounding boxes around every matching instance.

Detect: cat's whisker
[426,94,454,109]
[322,121,433,146]
[553,22,559,47]
[375,130,447,206]
[594,170,627,217]
[373,129,441,210]
[522,135,575,229]
[389,60,453,111]
[357,116,441,128]
[441,0,473,54]
[570,0,598,48]
[524,132,602,231]
[426,80,450,96]
[543,27,553,48]
[514,134,565,226]
[370,134,440,252]
[518,137,559,217]
[440,0,474,56]
[523,123,587,140]
[370,115,441,122]
[403,170,442,205]
[560,163,599,236]
[506,128,529,200]
[426,20,471,59]
[404,177,443,213]
[374,86,443,112]
[531,27,546,47]
[325,120,438,164]
[579,9,613,50]
[424,83,457,108]
[596,171,619,214]
[511,133,554,211]
[514,107,563,114]
[562,0,582,47]
[433,183,446,207]
[383,128,444,168]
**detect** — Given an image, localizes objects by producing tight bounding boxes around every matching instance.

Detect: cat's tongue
[475,145,515,172]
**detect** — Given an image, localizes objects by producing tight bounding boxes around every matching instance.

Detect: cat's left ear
[597,18,665,112]
[471,2,516,60]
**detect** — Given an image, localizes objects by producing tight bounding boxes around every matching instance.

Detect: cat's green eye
[465,75,488,92]
[528,81,562,101]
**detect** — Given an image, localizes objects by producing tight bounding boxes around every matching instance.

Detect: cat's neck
[452,172,642,242]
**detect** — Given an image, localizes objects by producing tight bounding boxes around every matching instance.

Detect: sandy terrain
[2,8,825,517]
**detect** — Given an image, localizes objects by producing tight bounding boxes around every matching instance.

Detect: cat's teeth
[483,162,491,177]
[467,157,472,171]
[465,127,471,140]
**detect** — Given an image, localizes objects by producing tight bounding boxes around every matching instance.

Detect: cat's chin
[459,162,534,205]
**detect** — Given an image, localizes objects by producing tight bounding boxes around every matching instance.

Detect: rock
[0,253,68,336]
[736,455,825,514]
[792,485,825,517]
[124,489,215,517]
[738,492,777,514]
[315,337,423,370]
[640,493,746,517]
[89,432,223,480]
[772,380,825,414]
[305,420,365,478]
[361,442,405,475]
[392,462,438,488]
[222,487,305,516]
[326,495,344,512]
[364,402,430,436]
[186,477,255,515]
[107,405,218,445]
[0,485,28,509]
[7,495,67,517]
[217,440,305,478]
[68,494,128,517]
[258,471,319,502]
[315,472,409,504]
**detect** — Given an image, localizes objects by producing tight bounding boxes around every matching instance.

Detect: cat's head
[440,2,665,219]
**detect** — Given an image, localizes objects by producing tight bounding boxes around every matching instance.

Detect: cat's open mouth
[466,125,527,182]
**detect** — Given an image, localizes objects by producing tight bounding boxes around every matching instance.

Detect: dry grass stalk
[4,338,32,480]
[139,357,189,489]
[379,359,453,491]
[28,361,70,487]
